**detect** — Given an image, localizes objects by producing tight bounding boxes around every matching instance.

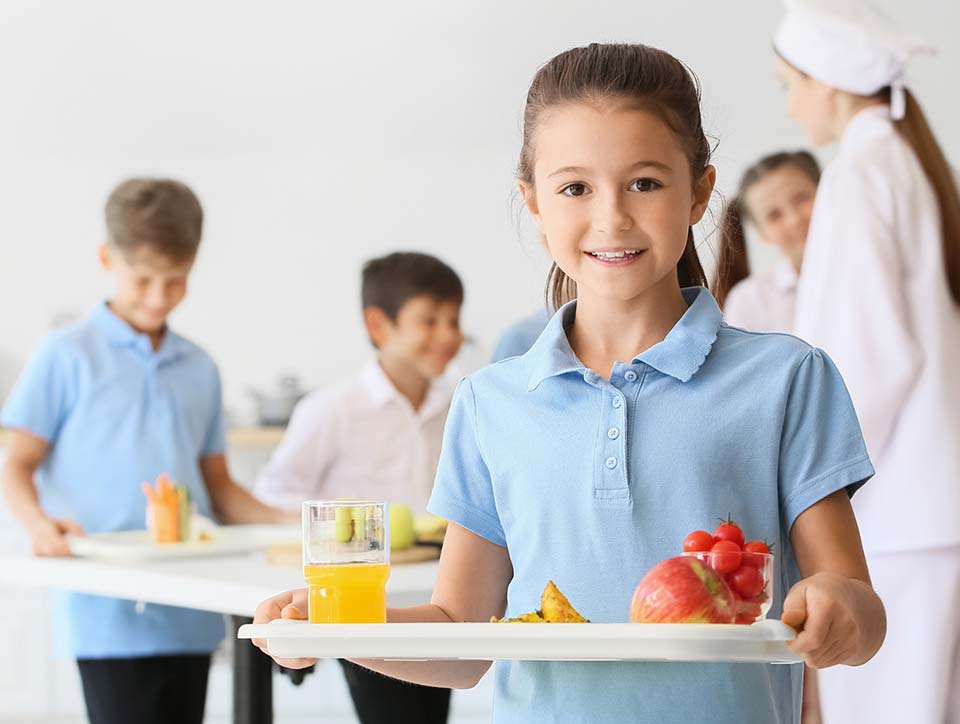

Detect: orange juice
[304,563,390,623]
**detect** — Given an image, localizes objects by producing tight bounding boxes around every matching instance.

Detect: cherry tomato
[735,612,758,625]
[744,540,770,555]
[741,541,771,569]
[714,517,745,548]
[682,530,716,553]
[736,601,763,624]
[709,540,742,574]
[728,565,764,598]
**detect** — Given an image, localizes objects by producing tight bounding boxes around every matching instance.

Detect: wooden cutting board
[266,542,440,567]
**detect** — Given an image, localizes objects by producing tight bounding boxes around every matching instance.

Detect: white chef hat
[774,0,934,120]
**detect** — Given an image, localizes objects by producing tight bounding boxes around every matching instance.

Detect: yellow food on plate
[540,580,589,623]
[493,611,547,623]
[492,580,589,623]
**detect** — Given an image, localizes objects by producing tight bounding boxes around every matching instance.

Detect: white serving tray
[238,619,802,664]
[68,524,300,561]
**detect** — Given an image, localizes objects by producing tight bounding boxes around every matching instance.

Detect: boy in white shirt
[255,251,463,723]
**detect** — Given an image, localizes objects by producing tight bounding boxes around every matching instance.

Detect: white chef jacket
[254,362,452,514]
[723,257,798,334]
[795,104,960,554]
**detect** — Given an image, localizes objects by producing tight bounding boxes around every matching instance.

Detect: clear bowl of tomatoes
[681,519,773,625]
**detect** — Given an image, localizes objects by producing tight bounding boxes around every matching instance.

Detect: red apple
[630,556,737,624]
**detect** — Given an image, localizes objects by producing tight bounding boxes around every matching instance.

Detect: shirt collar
[840,104,892,154]
[525,287,721,390]
[90,302,185,361]
[772,257,799,293]
[359,361,448,419]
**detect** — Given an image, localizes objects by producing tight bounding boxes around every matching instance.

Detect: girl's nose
[592,191,633,234]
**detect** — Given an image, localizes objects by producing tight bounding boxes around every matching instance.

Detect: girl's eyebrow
[548,160,673,178]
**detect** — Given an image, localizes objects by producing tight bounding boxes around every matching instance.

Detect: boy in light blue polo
[427,288,875,724]
[1,178,291,724]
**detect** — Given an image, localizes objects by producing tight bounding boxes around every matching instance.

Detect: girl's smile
[584,247,648,266]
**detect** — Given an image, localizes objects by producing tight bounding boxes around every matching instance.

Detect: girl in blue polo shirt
[255,43,886,723]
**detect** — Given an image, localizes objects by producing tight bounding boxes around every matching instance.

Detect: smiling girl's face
[743,163,818,262]
[520,101,714,305]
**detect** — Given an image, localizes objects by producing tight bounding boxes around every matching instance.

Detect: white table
[0,552,438,724]
[0,553,438,615]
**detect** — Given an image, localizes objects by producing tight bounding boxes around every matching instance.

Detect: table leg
[231,615,273,724]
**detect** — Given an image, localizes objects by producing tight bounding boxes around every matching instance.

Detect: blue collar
[90,302,185,361]
[524,287,721,390]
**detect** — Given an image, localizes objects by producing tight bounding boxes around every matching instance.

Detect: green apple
[389,503,415,551]
[414,514,447,544]
[335,506,354,543]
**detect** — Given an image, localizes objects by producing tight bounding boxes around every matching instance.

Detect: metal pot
[248,375,306,427]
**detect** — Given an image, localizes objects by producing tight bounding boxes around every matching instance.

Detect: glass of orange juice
[302,500,390,624]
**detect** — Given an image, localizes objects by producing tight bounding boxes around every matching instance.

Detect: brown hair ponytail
[713,197,750,308]
[890,89,960,304]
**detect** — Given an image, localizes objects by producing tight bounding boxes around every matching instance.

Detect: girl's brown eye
[630,178,661,192]
[562,183,587,197]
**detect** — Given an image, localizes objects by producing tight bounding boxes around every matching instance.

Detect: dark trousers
[77,654,211,724]
[339,660,451,724]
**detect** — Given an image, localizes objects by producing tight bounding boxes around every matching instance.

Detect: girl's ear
[97,243,113,271]
[689,165,717,225]
[519,180,542,226]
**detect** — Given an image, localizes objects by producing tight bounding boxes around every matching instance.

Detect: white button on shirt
[723,257,798,334]
[254,362,453,514]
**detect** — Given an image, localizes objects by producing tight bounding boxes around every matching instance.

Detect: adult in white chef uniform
[774,2,960,722]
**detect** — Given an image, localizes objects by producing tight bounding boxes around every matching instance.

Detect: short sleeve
[779,348,875,532]
[0,334,74,443]
[201,366,227,457]
[427,377,506,547]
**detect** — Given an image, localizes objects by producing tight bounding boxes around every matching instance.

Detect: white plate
[68,525,300,561]
[238,619,802,664]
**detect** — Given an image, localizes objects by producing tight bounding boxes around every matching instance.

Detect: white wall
[2,0,958,420]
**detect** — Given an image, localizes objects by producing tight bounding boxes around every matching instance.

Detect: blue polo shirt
[1,303,226,658]
[428,287,873,724]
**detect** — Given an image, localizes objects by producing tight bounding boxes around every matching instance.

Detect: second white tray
[238,619,802,664]
[68,524,300,560]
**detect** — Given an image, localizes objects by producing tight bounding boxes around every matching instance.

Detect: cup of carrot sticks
[141,473,193,544]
